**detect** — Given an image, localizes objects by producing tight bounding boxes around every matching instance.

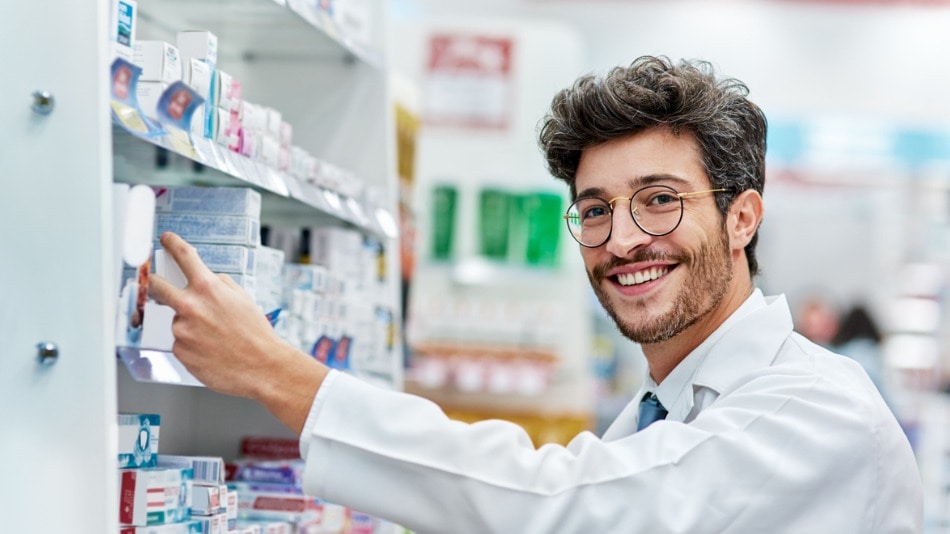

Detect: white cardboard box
[133,41,181,84]
[177,30,218,66]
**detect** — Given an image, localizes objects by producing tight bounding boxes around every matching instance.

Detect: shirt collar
[643,289,793,422]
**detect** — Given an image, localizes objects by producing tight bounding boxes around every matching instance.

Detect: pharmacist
[150,56,923,533]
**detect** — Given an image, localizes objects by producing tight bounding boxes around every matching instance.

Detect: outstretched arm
[148,231,328,434]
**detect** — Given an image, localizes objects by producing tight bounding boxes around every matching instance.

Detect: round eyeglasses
[563,185,725,248]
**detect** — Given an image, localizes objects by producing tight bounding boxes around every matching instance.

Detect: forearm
[252,342,329,435]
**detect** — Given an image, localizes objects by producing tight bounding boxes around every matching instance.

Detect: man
[150,56,923,532]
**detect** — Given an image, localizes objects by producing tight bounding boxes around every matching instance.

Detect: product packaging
[117,413,160,468]
[154,213,261,247]
[133,41,181,84]
[118,467,193,526]
[153,186,262,218]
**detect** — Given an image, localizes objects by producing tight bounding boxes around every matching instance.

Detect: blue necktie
[637,392,668,431]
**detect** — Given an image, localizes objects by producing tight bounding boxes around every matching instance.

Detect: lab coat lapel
[601,291,793,442]
[689,294,794,397]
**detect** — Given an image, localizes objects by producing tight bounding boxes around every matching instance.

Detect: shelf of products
[0,0,403,532]
[133,0,382,65]
[106,0,402,390]
[112,124,397,241]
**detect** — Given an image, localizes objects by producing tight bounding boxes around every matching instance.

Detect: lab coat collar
[602,289,794,440]
[687,291,793,399]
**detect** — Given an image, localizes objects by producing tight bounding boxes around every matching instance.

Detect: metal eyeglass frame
[563,185,726,248]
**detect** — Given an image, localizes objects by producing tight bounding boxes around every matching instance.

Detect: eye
[582,204,609,221]
[647,192,678,206]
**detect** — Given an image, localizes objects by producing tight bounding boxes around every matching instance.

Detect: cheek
[578,246,600,270]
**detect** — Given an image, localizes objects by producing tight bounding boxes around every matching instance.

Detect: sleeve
[299,369,919,534]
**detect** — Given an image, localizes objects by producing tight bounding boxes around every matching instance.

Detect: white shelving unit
[0,1,398,532]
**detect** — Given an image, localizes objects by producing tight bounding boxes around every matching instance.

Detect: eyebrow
[574,174,694,200]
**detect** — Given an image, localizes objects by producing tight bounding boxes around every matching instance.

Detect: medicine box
[283,263,328,293]
[118,467,193,526]
[190,484,224,516]
[118,413,160,468]
[153,186,261,218]
[177,30,218,67]
[119,521,205,534]
[261,135,281,169]
[265,107,282,138]
[228,459,305,487]
[256,246,286,287]
[279,121,293,148]
[241,129,260,159]
[241,102,268,133]
[134,41,181,85]
[111,0,137,62]
[155,213,260,247]
[215,107,237,147]
[192,513,228,534]
[186,243,255,275]
[181,58,212,138]
[157,454,226,485]
[234,488,313,514]
[226,489,239,521]
[215,70,241,112]
[233,521,289,534]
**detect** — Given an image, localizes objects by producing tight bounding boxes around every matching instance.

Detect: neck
[642,280,754,384]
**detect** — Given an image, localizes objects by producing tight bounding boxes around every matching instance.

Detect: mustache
[590,249,688,281]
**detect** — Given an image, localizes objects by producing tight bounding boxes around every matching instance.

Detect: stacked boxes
[305,227,392,372]
[152,185,261,297]
[133,40,181,119]
[280,262,333,362]
[158,455,234,534]
[256,223,394,374]
[116,417,252,533]
[117,21,347,193]
[118,467,193,527]
[226,458,345,533]
[238,102,266,160]
[117,413,201,532]
[255,246,286,314]
[214,70,243,153]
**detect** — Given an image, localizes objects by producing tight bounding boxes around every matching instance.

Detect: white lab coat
[299,290,923,533]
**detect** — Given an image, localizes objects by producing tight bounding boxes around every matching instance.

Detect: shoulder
[707,332,902,455]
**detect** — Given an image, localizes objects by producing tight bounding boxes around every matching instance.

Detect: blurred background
[385,0,950,529]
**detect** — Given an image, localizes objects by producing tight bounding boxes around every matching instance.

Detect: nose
[604,202,653,257]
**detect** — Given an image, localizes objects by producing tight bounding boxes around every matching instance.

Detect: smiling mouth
[615,266,671,286]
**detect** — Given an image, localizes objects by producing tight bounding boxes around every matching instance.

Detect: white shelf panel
[136,0,382,68]
[112,123,396,240]
[118,347,205,387]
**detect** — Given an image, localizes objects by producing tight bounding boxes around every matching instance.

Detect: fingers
[148,273,183,310]
[158,232,214,284]
[217,272,241,290]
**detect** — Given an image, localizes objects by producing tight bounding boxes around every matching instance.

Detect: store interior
[388,0,950,530]
[3,0,950,531]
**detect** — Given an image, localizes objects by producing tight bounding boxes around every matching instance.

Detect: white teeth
[617,267,669,286]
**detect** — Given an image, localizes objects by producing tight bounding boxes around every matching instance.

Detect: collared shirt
[299,290,923,533]
[606,289,771,438]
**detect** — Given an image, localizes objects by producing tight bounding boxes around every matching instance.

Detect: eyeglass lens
[564,185,684,246]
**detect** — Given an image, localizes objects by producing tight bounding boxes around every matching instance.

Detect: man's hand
[148,232,327,434]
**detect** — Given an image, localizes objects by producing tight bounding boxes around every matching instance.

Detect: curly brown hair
[539,55,767,276]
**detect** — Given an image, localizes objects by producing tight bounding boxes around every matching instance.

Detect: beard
[587,227,733,345]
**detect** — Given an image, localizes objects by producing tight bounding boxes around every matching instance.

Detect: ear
[727,190,763,251]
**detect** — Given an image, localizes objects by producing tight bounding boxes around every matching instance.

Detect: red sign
[425,34,514,129]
